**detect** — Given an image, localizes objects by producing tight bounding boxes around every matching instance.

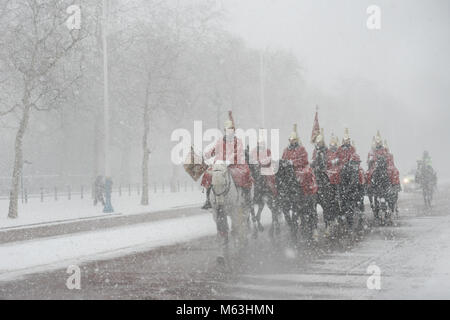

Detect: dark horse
[339,159,363,231]
[312,147,339,229]
[248,162,281,238]
[370,156,396,225]
[275,160,317,243]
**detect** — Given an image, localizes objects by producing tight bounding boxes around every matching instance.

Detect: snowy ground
[0,190,204,229]
[0,185,449,299]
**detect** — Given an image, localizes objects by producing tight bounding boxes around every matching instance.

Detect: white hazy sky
[224,0,448,99]
[221,0,450,178]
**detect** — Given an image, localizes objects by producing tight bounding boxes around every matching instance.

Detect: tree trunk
[8,100,31,219]
[141,87,150,206]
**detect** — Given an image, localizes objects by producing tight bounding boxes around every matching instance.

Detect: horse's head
[211,161,228,184]
[275,160,301,198]
[210,161,231,204]
[372,156,391,192]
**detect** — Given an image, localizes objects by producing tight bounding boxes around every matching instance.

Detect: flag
[184,146,207,181]
[310,107,320,143]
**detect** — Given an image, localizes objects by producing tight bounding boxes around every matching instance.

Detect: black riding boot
[201,187,212,209]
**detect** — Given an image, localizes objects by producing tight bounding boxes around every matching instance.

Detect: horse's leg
[251,201,262,239]
[291,209,299,244]
[290,201,300,244]
[267,196,279,238]
[215,205,229,257]
[321,188,333,229]
[230,204,248,250]
[255,199,265,232]
[307,196,319,241]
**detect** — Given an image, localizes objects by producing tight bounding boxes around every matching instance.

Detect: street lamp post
[102,0,113,213]
[260,50,265,128]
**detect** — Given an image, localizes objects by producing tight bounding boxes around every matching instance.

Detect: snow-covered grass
[0,191,204,229]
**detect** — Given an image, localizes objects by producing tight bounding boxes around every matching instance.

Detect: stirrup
[201,201,212,210]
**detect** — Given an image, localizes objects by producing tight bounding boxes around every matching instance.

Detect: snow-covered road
[0,186,449,299]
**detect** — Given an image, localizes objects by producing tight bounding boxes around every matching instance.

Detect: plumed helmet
[289,124,299,142]
[315,128,325,144]
[375,130,382,145]
[224,110,235,130]
[343,128,350,142]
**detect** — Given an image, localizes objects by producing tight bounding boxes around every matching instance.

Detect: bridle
[212,168,232,197]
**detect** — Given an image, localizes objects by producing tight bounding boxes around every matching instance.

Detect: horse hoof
[258,224,264,232]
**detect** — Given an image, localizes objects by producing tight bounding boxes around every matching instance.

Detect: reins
[212,169,232,197]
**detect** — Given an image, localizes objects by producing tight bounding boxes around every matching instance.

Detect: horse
[248,162,281,239]
[209,162,249,262]
[275,160,317,244]
[312,148,339,230]
[338,159,363,231]
[370,156,396,225]
[415,163,437,209]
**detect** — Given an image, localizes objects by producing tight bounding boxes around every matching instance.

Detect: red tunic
[366,146,399,185]
[359,167,366,185]
[200,168,212,189]
[337,143,356,168]
[203,136,253,189]
[282,144,317,195]
[249,146,278,196]
[387,153,400,185]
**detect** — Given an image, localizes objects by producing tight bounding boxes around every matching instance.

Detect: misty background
[0,0,448,204]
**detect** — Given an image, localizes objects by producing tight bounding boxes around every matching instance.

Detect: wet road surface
[1,186,449,299]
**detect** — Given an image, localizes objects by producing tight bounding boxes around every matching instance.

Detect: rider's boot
[201,187,212,209]
[201,200,211,210]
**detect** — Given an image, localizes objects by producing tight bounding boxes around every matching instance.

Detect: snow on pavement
[0,208,273,282]
[0,191,203,229]
[0,212,215,281]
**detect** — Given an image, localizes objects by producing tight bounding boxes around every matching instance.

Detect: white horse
[210,161,249,261]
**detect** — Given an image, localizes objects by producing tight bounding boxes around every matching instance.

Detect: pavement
[0,204,203,244]
[0,186,449,299]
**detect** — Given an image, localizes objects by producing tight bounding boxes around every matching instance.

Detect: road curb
[0,205,205,245]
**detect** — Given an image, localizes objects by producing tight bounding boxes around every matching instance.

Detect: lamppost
[216,58,226,129]
[260,49,266,128]
[102,0,113,213]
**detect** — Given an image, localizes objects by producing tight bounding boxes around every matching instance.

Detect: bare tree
[113,0,221,206]
[0,0,85,218]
